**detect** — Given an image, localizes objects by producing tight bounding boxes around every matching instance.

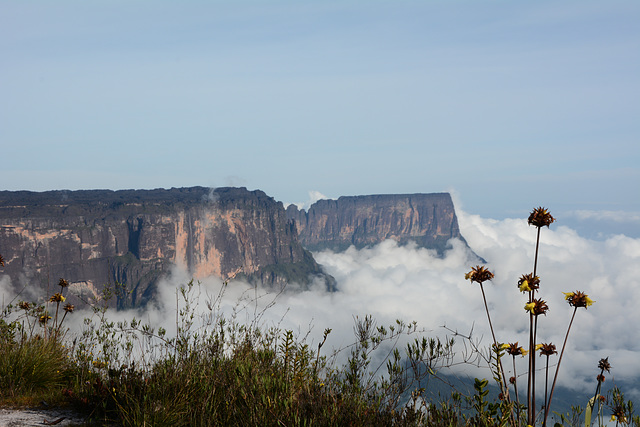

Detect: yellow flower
[524,299,549,316]
[563,291,595,308]
[535,344,543,351]
[518,274,540,292]
[49,293,66,303]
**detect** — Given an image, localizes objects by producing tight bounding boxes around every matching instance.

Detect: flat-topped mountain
[286,193,464,254]
[0,187,328,308]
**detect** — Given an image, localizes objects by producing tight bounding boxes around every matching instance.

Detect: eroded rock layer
[286,193,464,254]
[0,187,327,307]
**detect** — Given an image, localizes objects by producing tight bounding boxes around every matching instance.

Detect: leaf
[584,395,599,427]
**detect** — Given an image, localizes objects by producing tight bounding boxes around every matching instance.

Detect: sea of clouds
[121,206,640,400]
[2,205,638,402]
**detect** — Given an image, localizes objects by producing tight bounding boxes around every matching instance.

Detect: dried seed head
[598,357,611,373]
[528,207,556,228]
[563,291,595,308]
[465,265,494,284]
[539,343,557,356]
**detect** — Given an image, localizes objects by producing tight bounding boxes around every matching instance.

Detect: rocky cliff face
[286,193,464,254]
[0,187,328,308]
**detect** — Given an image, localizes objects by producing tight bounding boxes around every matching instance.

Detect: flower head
[465,265,494,284]
[49,293,66,303]
[39,314,52,325]
[528,207,556,228]
[597,374,605,382]
[563,291,595,308]
[506,342,528,357]
[518,273,540,292]
[58,278,69,288]
[598,357,611,373]
[18,301,31,310]
[64,303,75,313]
[538,343,557,357]
[524,298,549,316]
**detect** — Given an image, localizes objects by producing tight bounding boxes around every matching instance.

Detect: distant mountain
[0,188,470,309]
[0,187,330,308]
[286,193,467,255]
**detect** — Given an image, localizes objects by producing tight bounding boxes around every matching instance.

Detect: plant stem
[513,356,521,427]
[542,356,550,427]
[479,283,511,403]
[528,226,542,426]
[544,307,578,425]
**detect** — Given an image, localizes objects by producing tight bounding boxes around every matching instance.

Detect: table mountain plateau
[286,193,465,254]
[0,187,327,308]
[0,188,467,308]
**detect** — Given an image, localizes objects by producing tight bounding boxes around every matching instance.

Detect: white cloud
[285,190,332,210]
[31,208,640,401]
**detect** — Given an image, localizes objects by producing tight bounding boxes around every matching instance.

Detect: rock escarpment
[0,187,328,308]
[286,193,464,254]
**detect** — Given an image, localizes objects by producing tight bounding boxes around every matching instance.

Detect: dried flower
[598,357,611,373]
[597,374,605,382]
[509,376,516,385]
[506,342,528,357]
[563,291,595,308]
[538,343,557,356]
[58,278,69,288]
[524,298,549,316]
[465,265,494,284]
[49,293,66,303]
[0,254,4,267]
[518,273,540,292]
[528,207,556,228]
[64,303,75,313]
[18,301,31,310]
[39,314,52,325]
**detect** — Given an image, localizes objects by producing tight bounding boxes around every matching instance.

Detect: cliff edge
[0,187,329,308]
[286,193,465,254]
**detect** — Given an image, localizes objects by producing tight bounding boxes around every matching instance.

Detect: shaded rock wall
[0,187,328,307]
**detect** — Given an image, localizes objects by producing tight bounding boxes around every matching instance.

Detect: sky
[1,0,639,233]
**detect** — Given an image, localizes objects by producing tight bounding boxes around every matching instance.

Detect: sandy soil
[0,407,87,426]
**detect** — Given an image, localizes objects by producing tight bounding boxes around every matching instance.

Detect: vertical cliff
[0,187,329,308]
[286,193,464,254]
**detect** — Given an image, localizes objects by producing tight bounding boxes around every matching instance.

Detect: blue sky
[2,1,639,227]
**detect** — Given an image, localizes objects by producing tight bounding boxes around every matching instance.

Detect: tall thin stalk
[479,283,510,401]
[543,307,577,425]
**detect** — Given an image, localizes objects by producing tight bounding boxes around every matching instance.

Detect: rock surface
[286,193,465,254]
[0,187,328,308]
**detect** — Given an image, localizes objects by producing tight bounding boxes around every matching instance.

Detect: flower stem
[544,307,578,425]
[528,226,542,426]
[513,356,521,427]
[542,356,550,427]
[479,283,511,403]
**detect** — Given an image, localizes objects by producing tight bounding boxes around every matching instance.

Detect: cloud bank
[2,208,638,400]
[136,208,640,399]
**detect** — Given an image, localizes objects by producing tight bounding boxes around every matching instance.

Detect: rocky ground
[0,407,87,426]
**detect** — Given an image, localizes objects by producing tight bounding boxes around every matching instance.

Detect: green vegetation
[1,208,639,426]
